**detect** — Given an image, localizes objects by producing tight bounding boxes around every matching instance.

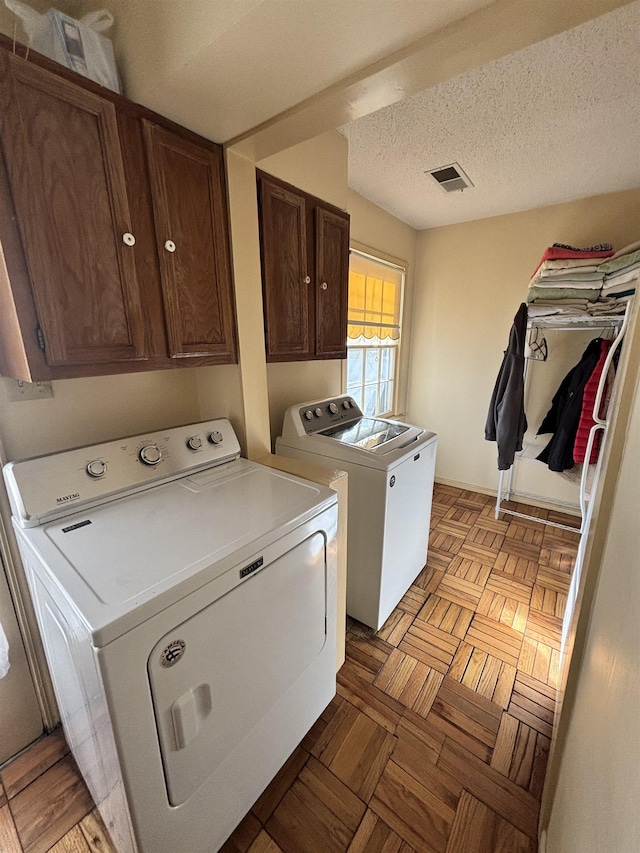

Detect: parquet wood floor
[0,484,578,853]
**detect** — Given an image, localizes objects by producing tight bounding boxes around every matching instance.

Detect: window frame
[342,246,407,418]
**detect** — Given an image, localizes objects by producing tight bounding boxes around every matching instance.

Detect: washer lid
[319,417,410,450]
[16,459,336,646]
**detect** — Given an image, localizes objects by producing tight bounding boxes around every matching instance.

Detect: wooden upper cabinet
[315,206,349,359]
[0,52,146,367]
[257,172,349,363]
[0,43,237,380]
[258,178,311,360]
[142,122,236,361]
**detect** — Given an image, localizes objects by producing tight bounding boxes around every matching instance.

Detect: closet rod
[523,317,624,332]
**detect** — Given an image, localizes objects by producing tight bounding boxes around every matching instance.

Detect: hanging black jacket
[536,338,603,472]
[485,303,528,470]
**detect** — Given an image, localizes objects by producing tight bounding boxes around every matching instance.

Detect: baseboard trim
[434,477,580,518]
[434,477,495,498]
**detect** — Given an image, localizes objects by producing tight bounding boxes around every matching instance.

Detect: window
[345,250,405,417]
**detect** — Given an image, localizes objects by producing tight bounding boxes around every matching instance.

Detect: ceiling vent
[426,163,474,193]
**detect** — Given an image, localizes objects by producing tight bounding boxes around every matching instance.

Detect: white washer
[4,419,337,853]
[276,395,437,631]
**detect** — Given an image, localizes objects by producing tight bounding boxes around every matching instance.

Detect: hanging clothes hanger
[526,326,548,361]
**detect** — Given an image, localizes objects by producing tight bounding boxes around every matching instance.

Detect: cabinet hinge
[36,326,46,352]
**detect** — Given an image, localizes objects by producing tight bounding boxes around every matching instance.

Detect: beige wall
[0,369,201,462]
[347,189,416,280]
[408,188,640,503]
[212,147,272,460]
[267,360,342,447]
[258,131,348,210]
[545,369,640,853]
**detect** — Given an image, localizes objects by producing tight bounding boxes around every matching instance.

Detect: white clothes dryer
[4,419,337,853]
[276,395,437,631]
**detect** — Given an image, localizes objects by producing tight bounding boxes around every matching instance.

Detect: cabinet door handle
[321,281,328,290]
[122,232,136,246]
[303,275,311,284]
[164,240,176,253]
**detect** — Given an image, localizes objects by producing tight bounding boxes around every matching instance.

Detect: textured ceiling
[340,2,640,229]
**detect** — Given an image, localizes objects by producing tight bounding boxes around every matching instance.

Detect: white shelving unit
[495,303,632,533]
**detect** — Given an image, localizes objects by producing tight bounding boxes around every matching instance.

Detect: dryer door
[147,531,328,806]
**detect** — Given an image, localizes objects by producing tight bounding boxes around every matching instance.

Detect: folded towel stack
[596,241,640,304]
[527,241,637,314]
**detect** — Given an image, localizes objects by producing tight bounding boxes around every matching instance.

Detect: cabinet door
[258,178,313,361]
[142,122,236,361]
[0,53,146,367]
[315,206,349,358]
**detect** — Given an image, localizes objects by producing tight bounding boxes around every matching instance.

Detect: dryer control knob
[208,430,224,445]
[329,402,339,414]
[139,444,162,466]
[314,407,323,417]
[86,459,107,478]
[187,436,203,451]
[304,410,313,420]
[342,400,351,409]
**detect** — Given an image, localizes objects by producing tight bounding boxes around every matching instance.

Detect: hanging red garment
[573,338,612,464]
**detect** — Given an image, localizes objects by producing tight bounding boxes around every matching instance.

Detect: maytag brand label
[56,492,80,504]
[239,557,264,579]
[160,640,186,668]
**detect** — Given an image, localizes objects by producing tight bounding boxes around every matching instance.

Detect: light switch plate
[4,379,54,402]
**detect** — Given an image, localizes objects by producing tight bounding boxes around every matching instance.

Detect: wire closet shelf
[494,302,632,534]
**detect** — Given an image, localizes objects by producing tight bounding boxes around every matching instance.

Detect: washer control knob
[304,410,314,420]
[329,402,339,414]
[139,444,162,466]
[343,400,351,409]
[86,459,107,478]
[187,436,203,451]
[314,407,323,417]
[208,430,223,445]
